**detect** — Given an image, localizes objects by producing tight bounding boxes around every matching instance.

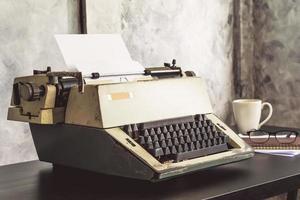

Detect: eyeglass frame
[246,129,299,144]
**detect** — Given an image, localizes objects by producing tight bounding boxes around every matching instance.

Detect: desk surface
[0,153,300,200]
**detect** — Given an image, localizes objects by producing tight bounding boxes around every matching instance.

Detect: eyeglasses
[246,130,298,144]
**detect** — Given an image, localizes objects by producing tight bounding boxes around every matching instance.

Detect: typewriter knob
[185,71,196,77]
[171,59,176,68]
[19,83,45,101]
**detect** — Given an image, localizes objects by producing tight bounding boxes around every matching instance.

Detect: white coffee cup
[232,99,273,134]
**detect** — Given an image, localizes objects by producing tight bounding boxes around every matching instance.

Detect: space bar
[174,143,228,162]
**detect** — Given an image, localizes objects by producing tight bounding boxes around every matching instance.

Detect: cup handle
[258,102,273,128]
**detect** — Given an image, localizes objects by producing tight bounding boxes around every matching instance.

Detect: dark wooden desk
[0,153,300,200]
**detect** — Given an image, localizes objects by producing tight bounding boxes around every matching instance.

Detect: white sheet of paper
[255,149,300,157]
[55,34,144,75]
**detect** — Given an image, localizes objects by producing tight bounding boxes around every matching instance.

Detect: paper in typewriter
[55,34,144,76]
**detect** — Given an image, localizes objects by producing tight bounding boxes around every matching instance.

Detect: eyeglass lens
[249,131,269,143]
[275,131,297,144]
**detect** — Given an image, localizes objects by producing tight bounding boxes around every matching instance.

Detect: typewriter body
[8,64,254,181]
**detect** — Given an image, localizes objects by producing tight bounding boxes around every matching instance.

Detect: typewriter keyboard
[123,114,230,162]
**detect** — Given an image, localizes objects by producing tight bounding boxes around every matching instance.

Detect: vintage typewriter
[7,60,254,181]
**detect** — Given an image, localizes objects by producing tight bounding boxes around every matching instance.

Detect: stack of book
[239,126,300,157]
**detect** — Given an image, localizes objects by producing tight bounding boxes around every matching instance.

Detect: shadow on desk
[37,165,249,200]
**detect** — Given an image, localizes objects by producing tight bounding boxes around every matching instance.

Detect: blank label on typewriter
[108,92,133,100]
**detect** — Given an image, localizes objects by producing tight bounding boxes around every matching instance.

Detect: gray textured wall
[86,0,234,121]
[1,0,234,165]
[253,0,300,127]
[0,0,80,166]
[239,0,300,128]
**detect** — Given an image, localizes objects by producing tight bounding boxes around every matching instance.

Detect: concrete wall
[253,0,300,127]
[86,0,234,121]
[0,0,234,165]
[0,0,80,166]
[239,0,300,128]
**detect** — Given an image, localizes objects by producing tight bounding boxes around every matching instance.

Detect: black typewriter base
[30,123,156,181]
